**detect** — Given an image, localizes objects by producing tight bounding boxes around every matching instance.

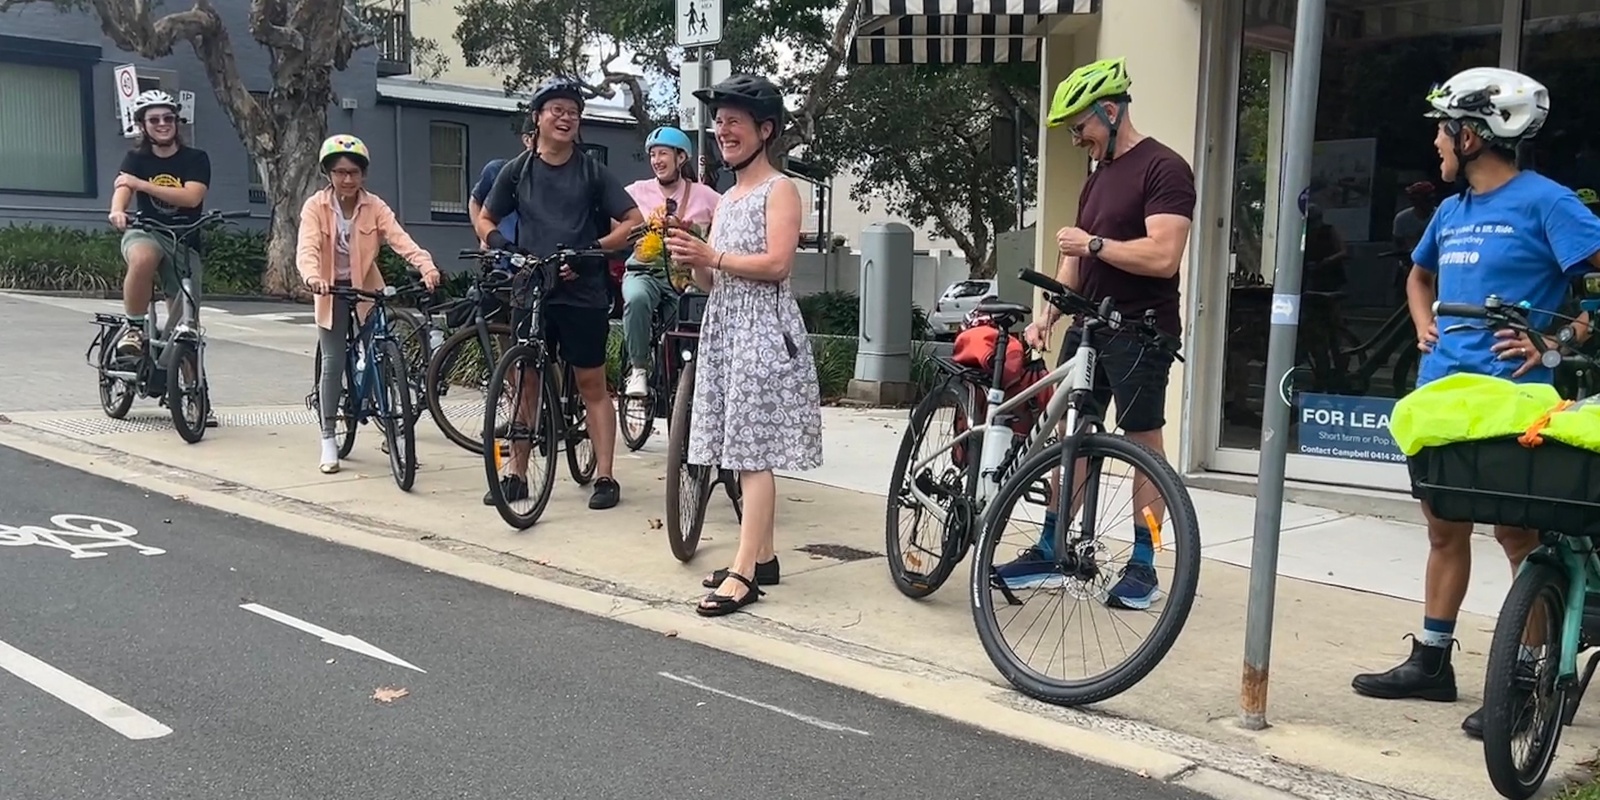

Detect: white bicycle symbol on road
[0,514,164,559]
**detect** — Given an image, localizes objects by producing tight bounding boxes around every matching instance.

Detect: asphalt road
[0,444,1210,800]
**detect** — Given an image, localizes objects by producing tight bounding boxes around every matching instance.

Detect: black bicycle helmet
[530,76,586,112]
[694,74,785,172]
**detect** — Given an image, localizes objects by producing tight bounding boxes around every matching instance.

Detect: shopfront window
[1217,0,1507,461]
[1520,2,1600,200]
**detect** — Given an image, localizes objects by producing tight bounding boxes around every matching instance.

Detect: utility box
[847,222,916,406]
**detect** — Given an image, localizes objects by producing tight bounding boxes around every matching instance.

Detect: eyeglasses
[146,114,177,125]
[543,106,581,120]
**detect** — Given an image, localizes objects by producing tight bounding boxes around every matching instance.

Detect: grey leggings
[318,291,354,437]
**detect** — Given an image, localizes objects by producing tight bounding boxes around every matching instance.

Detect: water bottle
[428,327,445,352]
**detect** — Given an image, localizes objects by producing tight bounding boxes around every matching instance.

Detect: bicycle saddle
[973,300,1031,328]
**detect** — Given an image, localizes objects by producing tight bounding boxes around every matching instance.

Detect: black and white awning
[849,0,1098,66]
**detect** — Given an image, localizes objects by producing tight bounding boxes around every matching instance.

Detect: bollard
[847,222,915,406]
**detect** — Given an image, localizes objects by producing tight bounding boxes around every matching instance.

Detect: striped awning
[849,0,1099,66]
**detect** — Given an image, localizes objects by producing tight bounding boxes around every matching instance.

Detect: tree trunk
[258,112,326,296]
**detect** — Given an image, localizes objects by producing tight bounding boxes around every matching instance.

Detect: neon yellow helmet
[1579,187,1599,206]
[1047,57,1132,128]
[319,134,371,170]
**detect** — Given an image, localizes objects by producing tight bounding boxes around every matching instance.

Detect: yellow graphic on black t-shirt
[146,174,182,215]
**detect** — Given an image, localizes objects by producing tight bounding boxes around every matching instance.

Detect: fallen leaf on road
[372,686,410,703]
[162,519,172,524]
[173,494,188,502]
[646,518,663,530]
[664,630,678,638]
[1137,770,1149,779]
[786,496,814,503]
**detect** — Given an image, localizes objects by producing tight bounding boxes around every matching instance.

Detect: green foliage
[796,290,932,340]
[808,65,1037,272]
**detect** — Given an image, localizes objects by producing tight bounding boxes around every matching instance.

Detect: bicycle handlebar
[1017,269,1184,361]
[1432,295,1593,371]
[126,209,249,237]
[323,281,425,303]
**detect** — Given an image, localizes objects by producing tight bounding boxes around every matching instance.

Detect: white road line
[658,671,870,736]
[0,639,172,740]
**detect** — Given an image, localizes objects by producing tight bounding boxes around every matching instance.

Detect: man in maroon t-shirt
[996,58,1197,608]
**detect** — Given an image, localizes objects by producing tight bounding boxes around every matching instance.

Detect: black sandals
[696,572,763,617]
[702,556,780,589]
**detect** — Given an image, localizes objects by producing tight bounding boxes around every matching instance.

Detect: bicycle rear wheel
[886,377,977,599]
[665,359,711,562]
[482,344,558,529]
[1482,560,1570,799]
[377,340,417,491]
[425,323,512,454]
[971,433,1200,706]
[563,361,597,485]
[313,342,359,458]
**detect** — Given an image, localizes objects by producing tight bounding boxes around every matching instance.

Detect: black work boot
[1461,661,1537,740]
[1351,636,1458,702]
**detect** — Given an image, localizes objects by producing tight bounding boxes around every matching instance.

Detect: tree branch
[248,0,303,52]
[890,152,980,264]
[782,0,860,153]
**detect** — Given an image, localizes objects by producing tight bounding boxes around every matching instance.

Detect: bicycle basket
[1409,437,1600,536]
[678,291,709,326]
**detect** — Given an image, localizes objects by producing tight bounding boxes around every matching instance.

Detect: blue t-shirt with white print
[472,158,519,270]
[1413,171,1600,387]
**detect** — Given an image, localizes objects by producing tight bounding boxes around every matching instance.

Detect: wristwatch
[1088,236,1105,255]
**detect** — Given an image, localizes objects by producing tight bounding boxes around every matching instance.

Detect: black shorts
[542,304,610,370]
[1058,327,1177,433]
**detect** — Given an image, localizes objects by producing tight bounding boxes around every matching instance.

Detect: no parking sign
[114,64,139,138]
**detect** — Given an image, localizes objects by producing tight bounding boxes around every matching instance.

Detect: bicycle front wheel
[426,323,512,454]
[1482,560,1570,799]
[665,359,711,562]
[971,433,1200,706]
[482,344,558,529]
[166,341,207,444]
[377,340,417,491]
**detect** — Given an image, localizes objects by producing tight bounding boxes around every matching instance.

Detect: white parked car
[929,279,997,339]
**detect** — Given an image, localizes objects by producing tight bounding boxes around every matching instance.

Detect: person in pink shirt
[620,127,721,397]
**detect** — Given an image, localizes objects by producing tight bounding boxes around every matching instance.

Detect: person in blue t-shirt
[1352,68,1600,739]
[467,117,535,269]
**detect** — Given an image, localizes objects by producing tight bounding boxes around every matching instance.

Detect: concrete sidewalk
[2,403,1595,800]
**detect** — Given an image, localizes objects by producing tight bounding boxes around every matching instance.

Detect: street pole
[1013,104,1025,231]
[1239,0,1328,731]
[697,46,712,183]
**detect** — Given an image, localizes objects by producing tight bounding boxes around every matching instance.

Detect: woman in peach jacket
[296,134,441,474]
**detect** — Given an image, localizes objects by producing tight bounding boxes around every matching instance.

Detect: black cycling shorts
[542,304,610,370]
[1058,327,1177,433]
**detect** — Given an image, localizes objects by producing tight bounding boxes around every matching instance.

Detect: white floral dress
[687,175,824,472]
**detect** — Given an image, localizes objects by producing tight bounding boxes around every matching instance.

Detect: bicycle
[617,283,686,452]
[412,252,518,454]
[304,279,426,491]
[1407,290,1600,799]
[659,287,743,563]
[884,269,1200,706]
[86,209,250,443]
[481,245,612,529]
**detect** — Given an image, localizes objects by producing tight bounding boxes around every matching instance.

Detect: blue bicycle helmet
[530,76,586,112]
[644,126,693,156]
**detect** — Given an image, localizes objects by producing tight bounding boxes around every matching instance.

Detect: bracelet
[715,251,725,270]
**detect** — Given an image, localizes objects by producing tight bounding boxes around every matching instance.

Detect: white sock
[319,436,338,464]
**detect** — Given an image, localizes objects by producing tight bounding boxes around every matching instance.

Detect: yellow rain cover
[1388,373,1560,455]
[1540,399,1600,452]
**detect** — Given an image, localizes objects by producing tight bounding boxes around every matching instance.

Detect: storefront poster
[1296,392,1404,463]
[1309,137,1376,243]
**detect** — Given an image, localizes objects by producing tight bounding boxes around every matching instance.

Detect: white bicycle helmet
[1425,67,1549,142]
[132,89,179,121]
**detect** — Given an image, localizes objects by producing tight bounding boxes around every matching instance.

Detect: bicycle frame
[1525,536,1600,687]
[98,242,204,383]
[343,300,398,423]
[904,321,1104,529]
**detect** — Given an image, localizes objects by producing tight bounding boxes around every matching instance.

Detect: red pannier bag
[947,315,1054,468]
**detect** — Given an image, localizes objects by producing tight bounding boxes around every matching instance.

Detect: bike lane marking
[0,639,173,740]
[0,514,165,559]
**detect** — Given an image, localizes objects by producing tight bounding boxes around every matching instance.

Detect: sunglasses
[145,114,177,125]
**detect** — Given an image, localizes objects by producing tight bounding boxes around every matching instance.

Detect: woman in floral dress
[666,74,823,617]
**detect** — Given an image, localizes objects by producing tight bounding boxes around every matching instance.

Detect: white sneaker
[624,368,649,398]
[319,436,340,474]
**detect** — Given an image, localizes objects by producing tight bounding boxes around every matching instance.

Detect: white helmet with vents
[1425,67,1549,142]
[132,89,179,120]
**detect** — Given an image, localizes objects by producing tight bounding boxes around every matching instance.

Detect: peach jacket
[294,187,439,330]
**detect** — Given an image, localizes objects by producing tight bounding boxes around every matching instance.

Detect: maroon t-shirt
[1075,137,1197,337]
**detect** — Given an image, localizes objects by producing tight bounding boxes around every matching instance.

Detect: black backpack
[501,147,609,241]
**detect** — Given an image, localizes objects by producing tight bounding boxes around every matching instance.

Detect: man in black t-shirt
[475,76,642,511]
[107,90,212,362]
